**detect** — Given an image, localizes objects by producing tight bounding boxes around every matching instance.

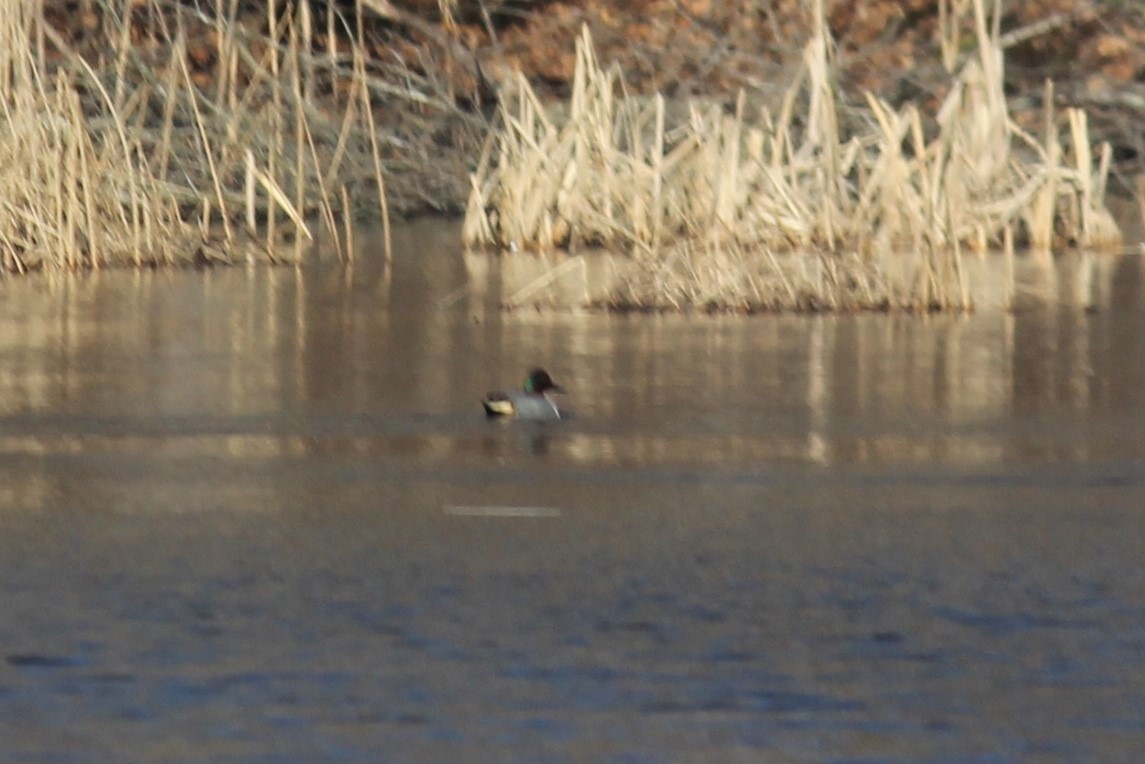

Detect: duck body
[483,369,565,421]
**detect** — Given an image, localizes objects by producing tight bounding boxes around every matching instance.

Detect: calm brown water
[1,221,1144,762]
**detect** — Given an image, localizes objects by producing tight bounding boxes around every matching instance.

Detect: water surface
[0,222,1143,762]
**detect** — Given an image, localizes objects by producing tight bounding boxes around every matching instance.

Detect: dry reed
[0,0,459,271]
[464,0,1123,312]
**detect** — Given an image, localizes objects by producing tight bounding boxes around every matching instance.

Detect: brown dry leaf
[190,69,212,90]
[1094,33,1130,59]
[681,0,713,16]
[629,22,656,46]
[1101,60,1136,82]
[188,43,213,68]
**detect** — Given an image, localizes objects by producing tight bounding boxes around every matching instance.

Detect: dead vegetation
[0,0,482,272]
[463,0,1124,312]
[1,0,1137,298]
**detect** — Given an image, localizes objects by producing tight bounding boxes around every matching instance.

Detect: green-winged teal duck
[483,368,566,420]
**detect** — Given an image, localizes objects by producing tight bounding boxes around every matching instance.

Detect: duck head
[524,368,564,395]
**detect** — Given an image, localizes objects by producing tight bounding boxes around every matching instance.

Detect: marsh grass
[0,0,437,271]
[464,0,1123,312]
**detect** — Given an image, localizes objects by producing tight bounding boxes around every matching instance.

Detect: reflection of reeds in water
[464,0,1122,312]
[0,0,393,271]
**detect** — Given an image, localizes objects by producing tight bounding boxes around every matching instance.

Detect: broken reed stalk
[464,0,1123,313]
[0,0,396,272]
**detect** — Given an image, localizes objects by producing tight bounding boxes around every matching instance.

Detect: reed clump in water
[0,0,465,271]
[463,0,1123,312]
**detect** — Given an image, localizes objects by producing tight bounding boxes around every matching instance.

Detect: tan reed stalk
[214,0,231,106]
[342,185,354,263]
[299,0,314,103]
[651,93,665,254]
[289,13,306,262]
[154,44,180,183]
[174,32,231,245]
[357,56,392,263]
[250,164,310,238]
[1068,108,1092,245]
[245,149,257,234]
[266,0,282,253]
[298,97,343,258]
[68,47,145,265]
[1027,79,1058,251]
[61,85,82,268]
[111,0,132,111]
[73,90,102,267]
